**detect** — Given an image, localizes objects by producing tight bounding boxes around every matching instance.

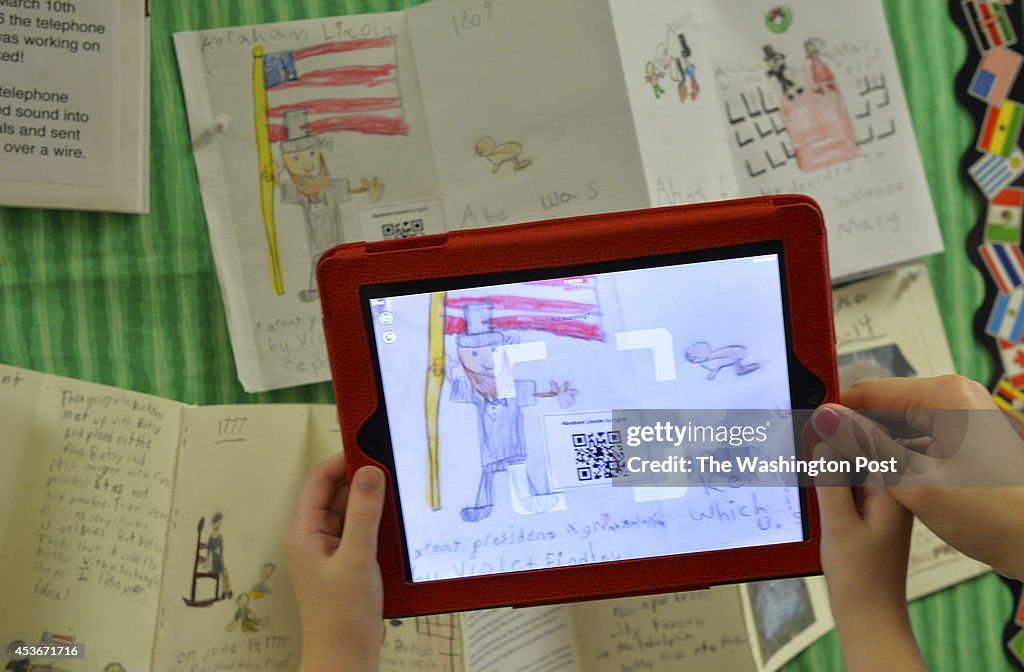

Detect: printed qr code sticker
[357,198,445,242]
[542,412,657,490]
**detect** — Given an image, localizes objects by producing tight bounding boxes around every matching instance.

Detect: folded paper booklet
[174,0,940,391]
[0,0,149,212]
[0,364,338,671]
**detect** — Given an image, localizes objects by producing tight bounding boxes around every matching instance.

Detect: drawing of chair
[181,516,223,607]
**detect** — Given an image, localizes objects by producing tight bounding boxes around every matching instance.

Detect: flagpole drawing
[253,45,286,296]
[425,291,446,510]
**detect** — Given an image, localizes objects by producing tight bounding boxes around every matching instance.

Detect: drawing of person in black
[764,45,803,100]
[447,303,575,522]
[669,33,699,102]
[206,511,232,599]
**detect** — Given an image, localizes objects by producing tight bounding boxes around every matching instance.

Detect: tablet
[318,195,837,617]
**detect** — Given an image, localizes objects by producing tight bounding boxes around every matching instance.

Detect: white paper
[408,0,651,228]
[0,0,148,212]
[607,0,739,206]
[174,12,443,391]
[176,0,942,392]
[703,0,942,280]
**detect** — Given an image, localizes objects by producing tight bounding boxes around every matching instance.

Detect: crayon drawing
[225,593,269,632]
[182,513,232,607]
[724,33,898,177]
[252,37,407,298]
[247,561,277,599]
[423,278,606,517]
[474,137,532,173]
[642,26,700,104]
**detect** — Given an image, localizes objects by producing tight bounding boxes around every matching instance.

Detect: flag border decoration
[953,2,1024,669]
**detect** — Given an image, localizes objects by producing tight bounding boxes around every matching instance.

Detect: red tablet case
[318,195,837,617]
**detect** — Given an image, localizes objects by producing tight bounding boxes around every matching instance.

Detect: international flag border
[977,100,1024,156]
[979,241,1024,291]
[968,47,1024,105]
[986,287,1024,342]
[963,0,1018,53]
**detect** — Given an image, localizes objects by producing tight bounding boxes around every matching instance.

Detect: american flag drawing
[261,37,408,139]
[445,276,605,341]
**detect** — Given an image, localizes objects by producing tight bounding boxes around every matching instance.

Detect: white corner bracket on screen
[494,341,549,399]
[615,329,677,382]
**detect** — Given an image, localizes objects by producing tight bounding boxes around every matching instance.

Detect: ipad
[318,195,837,617]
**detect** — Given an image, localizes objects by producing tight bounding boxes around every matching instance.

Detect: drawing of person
[685,342,760,380]
[205,511,232,600]
[644,61,665,99]
[225,593,266,632]
[763,45,803,100]
[448,303,575,522]
[248,562,276,599]
[474,137,532,173]
[804,38,836,94]
[278,109,385,302]
[668,34,699,102]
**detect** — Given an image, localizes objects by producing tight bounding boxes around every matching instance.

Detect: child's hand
[812,375,1024,579]
[815,446,925,671]
[285,453,386,672]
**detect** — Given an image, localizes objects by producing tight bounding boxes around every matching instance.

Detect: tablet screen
[364,244,806,583]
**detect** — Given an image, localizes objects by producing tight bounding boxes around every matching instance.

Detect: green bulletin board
[0,1,1012,669]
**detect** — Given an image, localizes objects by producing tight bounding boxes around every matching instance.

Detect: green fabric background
[0,0,1013,669]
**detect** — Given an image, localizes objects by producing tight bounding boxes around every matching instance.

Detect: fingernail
[814,409,842,437]
[356,467,384,493]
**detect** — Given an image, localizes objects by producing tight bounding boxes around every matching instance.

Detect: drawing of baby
[474,137,532,173]
[686,342,760,379]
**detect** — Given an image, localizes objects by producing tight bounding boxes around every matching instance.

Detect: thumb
[339,466,386,563]
[812,442,859,531]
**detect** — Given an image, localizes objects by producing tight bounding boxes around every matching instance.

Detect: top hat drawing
[678,33,691,58]
[280,109,319,153]
[456,303,505,348]
[764,45,785,62]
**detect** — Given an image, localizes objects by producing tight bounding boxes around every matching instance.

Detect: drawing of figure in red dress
[805,38,836,94]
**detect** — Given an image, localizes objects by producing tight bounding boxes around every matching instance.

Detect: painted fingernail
[814,409,842,437]
[357,467,383,492]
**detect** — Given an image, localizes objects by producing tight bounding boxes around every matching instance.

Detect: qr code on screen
[381,219,424,239]
[573,431,625,481]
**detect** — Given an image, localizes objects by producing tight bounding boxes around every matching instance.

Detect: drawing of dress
[806,39,836,93]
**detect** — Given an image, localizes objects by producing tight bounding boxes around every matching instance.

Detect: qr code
[573,431,625,481]
[382,219,424,239]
